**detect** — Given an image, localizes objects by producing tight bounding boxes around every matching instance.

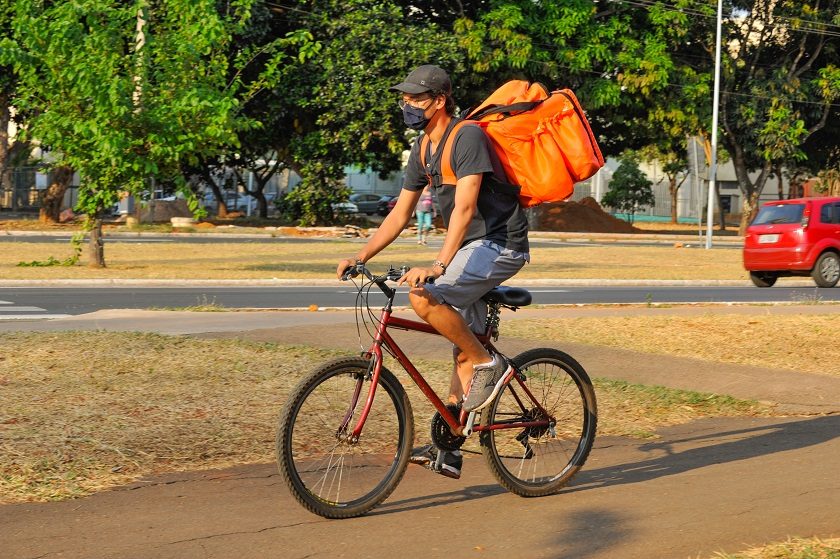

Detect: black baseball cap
[390,65,451,95]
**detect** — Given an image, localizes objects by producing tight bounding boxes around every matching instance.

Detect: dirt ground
[537,197,639,233]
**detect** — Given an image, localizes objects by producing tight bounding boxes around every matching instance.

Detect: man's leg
[410,288,491,368]
[449,347,471,404]
[410,240,528,411]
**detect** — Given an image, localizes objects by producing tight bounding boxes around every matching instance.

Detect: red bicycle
[276,264,597,519]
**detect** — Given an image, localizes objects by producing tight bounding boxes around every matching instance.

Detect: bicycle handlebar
[341,263,419,282]
[340,264,434,300]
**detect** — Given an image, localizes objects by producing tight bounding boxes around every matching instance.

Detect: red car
[743,197,840,287]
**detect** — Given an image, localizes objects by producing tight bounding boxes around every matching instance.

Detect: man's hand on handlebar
[397,266,440,289]
[336,257,360,280]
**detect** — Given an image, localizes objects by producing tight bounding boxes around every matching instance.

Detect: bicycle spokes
[480,349,597,496]
[278,359,413,517]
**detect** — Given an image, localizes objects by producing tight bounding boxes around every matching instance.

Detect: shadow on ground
[569,415,839,492]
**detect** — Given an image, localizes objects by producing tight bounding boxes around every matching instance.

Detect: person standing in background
[416,185,435,244]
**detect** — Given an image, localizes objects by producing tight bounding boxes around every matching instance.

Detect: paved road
[1,283,836,319]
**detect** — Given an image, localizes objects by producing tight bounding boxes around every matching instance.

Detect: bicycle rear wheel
[277,357,414,518]
[480,348,597,497]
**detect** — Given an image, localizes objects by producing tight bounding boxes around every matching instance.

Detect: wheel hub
[821,258,840,282]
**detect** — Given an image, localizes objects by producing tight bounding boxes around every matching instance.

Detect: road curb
[0,278,811,287]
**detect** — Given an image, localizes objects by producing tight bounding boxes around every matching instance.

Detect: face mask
[403,103,437,130]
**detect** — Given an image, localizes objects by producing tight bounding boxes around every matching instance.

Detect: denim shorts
[424,239,529,333]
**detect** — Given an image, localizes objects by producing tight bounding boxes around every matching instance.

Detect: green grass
[0,330,772,503]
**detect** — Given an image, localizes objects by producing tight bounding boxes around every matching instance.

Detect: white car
[331,201,359,215]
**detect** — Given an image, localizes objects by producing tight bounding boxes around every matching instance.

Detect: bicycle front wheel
[277,357,414,518]
[480,348,597,497]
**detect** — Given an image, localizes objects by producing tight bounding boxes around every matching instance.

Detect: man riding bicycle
[336,64,530,479]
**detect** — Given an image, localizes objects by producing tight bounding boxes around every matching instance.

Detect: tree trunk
[88,218,106,268]
[208,181,229,218]
[39,166,74,223]
[255,191,268,219]
[788,179,801,199]
[775,164,784,200]
[728,142,772,234]
[0,95,12,195]
[669,177,678,224]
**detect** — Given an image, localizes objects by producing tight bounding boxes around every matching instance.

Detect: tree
[182,2,293,219]
[601,157,655,224]
[1,0,301,265]
[241,0,464,226]
[0,0,28,205]
[639,145,689,224]
[715,0,840,232]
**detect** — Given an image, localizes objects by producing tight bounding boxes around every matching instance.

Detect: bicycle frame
[344,272,554,442]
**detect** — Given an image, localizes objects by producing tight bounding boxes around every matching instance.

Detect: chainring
[430,404,466,451]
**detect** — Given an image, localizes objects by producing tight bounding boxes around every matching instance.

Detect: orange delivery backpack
[420,80,604,207]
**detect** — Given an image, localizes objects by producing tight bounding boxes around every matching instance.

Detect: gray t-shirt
[402,118,529,253]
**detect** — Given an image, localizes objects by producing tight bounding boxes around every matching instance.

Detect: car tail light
[801,204,811,229]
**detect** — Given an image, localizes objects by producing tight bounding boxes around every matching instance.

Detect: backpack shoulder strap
[418,120,471,187]
[439,120,469,186]
[419,133,430,171]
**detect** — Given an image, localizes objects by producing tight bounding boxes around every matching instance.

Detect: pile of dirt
[535,197,638,233]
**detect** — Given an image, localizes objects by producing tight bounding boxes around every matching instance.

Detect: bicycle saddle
[482,286,532,307]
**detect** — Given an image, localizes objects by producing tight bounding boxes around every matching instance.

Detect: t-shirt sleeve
[451,124,494,180]
[402,137,428,192]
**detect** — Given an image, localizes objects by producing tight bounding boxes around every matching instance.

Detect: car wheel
[749,272,777,288]
[811,252,840,288]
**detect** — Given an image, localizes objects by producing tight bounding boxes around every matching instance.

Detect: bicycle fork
[336,354,380,444]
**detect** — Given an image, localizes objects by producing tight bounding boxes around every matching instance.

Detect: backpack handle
[466,99,545,121]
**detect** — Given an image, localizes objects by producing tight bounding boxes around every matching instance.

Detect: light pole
[706,0,724,249]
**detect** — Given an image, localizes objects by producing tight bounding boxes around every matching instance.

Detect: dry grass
[0,331,771,504]
[0,240,747,280]
[502,313,840,377]
[711,537,840,558]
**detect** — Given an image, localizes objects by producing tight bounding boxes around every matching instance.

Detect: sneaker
[462,355,514,412]
[409,444,462,479]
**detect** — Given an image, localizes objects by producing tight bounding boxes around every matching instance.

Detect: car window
[834,204,840,225]
[753,204,805,225]
[820,204,833,224]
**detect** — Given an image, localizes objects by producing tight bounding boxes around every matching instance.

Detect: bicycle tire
[480,348,597,497]
[277,356,414,518]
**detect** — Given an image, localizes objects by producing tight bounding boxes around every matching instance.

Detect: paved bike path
[3,415,838,559]
[2,306,839,558]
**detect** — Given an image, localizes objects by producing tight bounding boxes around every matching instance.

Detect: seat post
[485,301,502,341]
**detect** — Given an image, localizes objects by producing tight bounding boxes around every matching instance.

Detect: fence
[0,166,40,211]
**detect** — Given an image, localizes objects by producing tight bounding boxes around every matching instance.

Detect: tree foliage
[713,0,840,230]
[1,0,303,264]
[2,0,839,235]
[255,0,463,225]
[601,157,655,223]
[0,0,26,197]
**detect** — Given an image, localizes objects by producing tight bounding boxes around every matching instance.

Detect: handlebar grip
[340,266,360,281]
